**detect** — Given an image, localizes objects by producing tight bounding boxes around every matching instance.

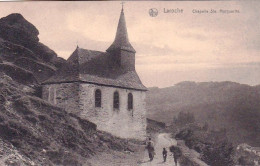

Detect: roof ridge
[77,48,105,54]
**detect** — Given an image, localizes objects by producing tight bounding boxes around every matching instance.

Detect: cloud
[66,11,115,42]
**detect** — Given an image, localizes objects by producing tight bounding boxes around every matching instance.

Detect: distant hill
[146,81,260,146]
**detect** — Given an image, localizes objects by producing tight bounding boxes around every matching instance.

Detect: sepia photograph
[0,1,259,166]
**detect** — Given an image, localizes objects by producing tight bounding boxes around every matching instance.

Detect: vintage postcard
[0,1,259,166]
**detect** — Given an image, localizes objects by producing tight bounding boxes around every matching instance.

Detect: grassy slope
[0,74,142,166]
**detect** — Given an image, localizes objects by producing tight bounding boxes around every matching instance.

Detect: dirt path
[87,133,182,166]
[138,133,180,166]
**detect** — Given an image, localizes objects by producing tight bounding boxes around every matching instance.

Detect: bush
[238,156,254,165]
[169,145,182,157]
[175,125,235,166]
[201,140,234,166]
[174,112,195,126]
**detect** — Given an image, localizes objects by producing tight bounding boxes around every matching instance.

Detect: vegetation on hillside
[146,81,260,147]
[172,112,234,166]
[235,144,260,165]
[172,111,260,166]
[0,73,142,165]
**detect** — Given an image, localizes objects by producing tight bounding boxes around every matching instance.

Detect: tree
[201,141,234,166]
[174,112,195,126]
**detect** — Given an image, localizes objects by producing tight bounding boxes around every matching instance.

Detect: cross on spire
[120,1,125,11]
[76,40,79,48]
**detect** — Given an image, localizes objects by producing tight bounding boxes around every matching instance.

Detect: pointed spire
[121,1,124,11]
[107,6,136,53]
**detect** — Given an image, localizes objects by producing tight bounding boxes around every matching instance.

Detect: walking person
[146,137,155,161]
[170,145,182,166]
[162,148,167,162]
[173,151,178,166]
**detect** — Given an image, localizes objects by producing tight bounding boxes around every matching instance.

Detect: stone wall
[42,83,80,114]
[177,140,209,166]
[120,50,135,71]
[79,83,147,140]
[42,82,147,140]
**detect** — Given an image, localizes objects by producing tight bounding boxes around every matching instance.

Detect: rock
[0,63,38,85]
[0,138,34,166]
[30,42,58,63]
[0,14,61,65]
[0,72,13,83]
[51,57,66,69]
[0,38,39,62]
[0,94,6,104]
[14,57,56,83]
[0,13,39,48]
[0,14,62,84]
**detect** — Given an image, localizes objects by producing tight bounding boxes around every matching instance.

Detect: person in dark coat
[170,145,182,166]
[173,151,178,166]
[162,148,167,162]
[146,138,155,161]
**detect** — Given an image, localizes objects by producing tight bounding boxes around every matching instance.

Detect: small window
[128,93,133,110]
[113,91,119,109]
[95,89,101,107]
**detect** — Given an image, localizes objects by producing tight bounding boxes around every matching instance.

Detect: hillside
[0,73,143,165]
[146,81,260,146]
[0,13,143,165]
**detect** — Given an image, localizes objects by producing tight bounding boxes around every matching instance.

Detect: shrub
[201,141,234,166]
[174,112,195,126]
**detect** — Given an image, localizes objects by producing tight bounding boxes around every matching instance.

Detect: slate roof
[43,8,146,91]
[43,48,147,91]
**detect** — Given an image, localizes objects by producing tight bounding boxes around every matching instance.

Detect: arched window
[128,93,133,110]
[113,91,119,109]
[95,89,101,107]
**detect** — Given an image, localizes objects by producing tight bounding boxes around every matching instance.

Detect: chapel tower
[106,7,136,71]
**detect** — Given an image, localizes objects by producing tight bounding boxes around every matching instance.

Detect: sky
[0,1,259,88]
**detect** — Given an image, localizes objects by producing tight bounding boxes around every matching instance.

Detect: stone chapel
[42,7,147,140]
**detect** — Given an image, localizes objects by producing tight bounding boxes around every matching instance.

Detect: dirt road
[139,133,180,166]
[87,133,181,166]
